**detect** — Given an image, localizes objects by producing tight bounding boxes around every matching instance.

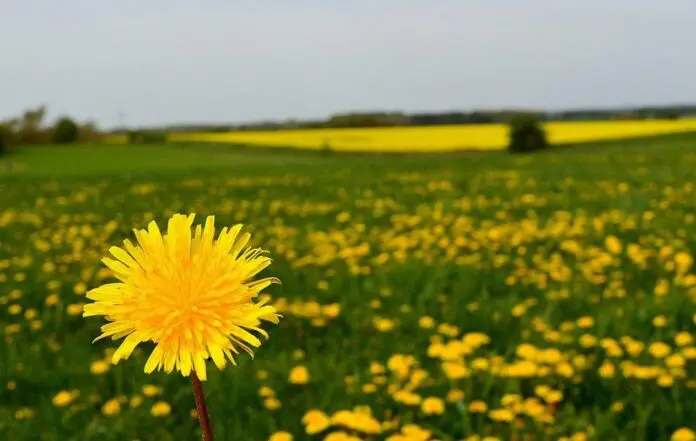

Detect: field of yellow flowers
[158,119,696,152]
[1,135,696,441]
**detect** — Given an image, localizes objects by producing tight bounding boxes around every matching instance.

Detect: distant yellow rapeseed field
[110,119,696,152]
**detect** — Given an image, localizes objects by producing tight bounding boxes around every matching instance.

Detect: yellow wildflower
[264,398,281,410]
[151,401,171,417]
[289,366,310,385]
[101,399,121,416]
[303,409,331,434]
[269,432,293,441]
[489,408,514,422]
[649,341,672,359]
[605,236,622,254]
[653,315,668,327]
[421,397,445,415]
[90,360,110,375]
[447,389,465,402]
[83,214,280,381]
[130,395,143,408]
[52,390,79,407]
[671,428,696,441]
[142,384,162,397]
[468,400,488,413]
[419,316,435,329]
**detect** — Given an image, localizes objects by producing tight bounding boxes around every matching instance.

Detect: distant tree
[52,117,79,144]
[129,130,167,144]
[507,113,548,153]
[663,110,680,120]
[320,138,334,155]
[78,120,101,142]
[0,125,7,157]
[16,105,49,144]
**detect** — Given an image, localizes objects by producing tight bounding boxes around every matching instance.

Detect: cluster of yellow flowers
[51,385,171,417]
[273,297,341,327]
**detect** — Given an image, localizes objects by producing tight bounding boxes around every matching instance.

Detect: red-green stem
[192,373,214,441]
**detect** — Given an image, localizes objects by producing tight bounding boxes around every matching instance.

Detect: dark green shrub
[320,138,334,156]
[129,130,167,144]
[0,125,7,156]
[664,110,680,120]
[507,113,548,153]
[53,117,79,144]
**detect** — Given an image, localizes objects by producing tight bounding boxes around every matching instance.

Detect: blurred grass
[1,132,695,178]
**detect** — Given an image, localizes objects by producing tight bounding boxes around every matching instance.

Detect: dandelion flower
[302,410,331,434]
[83,214,280,381]
[151,401,172,417]
[142,384,162,397]
[264,397,282,410]
[101,398,121,416]
[421,397,445,415]
[52,390,79,407]
[468,400,488,413]
[67,303,84,316]
[129,395,143,408]
[289,365,310,384]
[90,360,110,375]
[672,428,696,441]
[269,431,294,441]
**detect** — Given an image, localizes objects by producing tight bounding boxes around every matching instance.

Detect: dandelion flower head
[84,214,280,380]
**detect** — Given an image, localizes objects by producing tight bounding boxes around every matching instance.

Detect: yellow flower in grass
[151,401,171,417]
[421,397,445,415]
[447,389,465,402]
[672,428,696,441]
[269,432,293,441]
[648,341,672,359]
[264,397,282,410]
[653,315,668,328]
[605,236,622,254]
[45,294,59,307]
[259,386,275,398]
[14,408,34,420]
[387,424,432,441]
[129,395,143,408]
[324,432,362,441]
[331,409,382,434]
[67,303,84,316]
[362,384,377,393]
[101,398,121,416]
[610,401,624,412]
[90,360,110,375]
[468,400,488,413]
[489,408,514,422]
[83,214,280,381]
[142,384,162,397]
[303,409,331,434]
[418,316,435,329]
[53,390,79,407]
[674,332,694,347]
[289,365,310,384]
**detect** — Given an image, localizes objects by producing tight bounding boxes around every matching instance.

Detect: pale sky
[2,0,695,128]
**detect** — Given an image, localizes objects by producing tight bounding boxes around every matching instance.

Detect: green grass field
[1,135,696,441]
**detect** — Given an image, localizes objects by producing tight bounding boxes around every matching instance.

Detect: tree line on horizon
[1,103,693,157]
[127,103,693,134]
[0,106,101,156]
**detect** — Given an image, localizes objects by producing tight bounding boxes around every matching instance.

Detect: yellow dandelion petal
[83,214,280,380]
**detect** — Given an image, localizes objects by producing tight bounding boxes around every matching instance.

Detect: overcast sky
[2,0,695,128]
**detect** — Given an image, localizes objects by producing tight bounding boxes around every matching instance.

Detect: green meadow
[1,135,695,441]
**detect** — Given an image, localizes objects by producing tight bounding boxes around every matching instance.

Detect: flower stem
[192,373,214,441]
